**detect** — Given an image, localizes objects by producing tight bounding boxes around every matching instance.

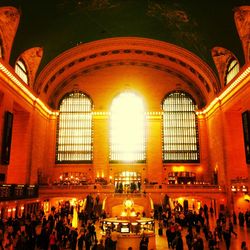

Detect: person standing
[97,239,105,250]
[229,221,237,237]
[105,234,114,250]
[85,229,92,250]
[241,241,248,250]
[49,231,57,250]
[223,229,231,250]
[139,235,149,250]
[185,229,193,250]
[239,212,245,226]
[77,231,85,250]
[111,230,119,250]
[233,211,237,225]
[172,231,184,250]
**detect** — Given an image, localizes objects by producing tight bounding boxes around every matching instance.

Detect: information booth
[100,217,155,250]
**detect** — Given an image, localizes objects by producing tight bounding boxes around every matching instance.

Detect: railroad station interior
[0,1,249,249]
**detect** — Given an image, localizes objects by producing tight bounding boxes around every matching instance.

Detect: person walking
[139,235,149,250]
[229,221,237,237]
[223,229,231,250]
[172,231,184,250]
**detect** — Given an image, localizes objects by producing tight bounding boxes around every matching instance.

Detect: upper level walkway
[38,183,226,200]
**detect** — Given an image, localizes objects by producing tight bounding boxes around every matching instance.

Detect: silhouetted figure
[241,241,248,250]
[239,212,245,227]
[185,230,193,250]
[229,221,237,237]
[97,239,105,250]
[139,236,149,250]
[105,234,114,250]
[223,229,231,250]
[233,211,237,225]
[192,235,204,250]
[77,231,85,250]
[172,231,183,250]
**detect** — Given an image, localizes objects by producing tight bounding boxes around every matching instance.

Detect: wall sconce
[231,185,248,193]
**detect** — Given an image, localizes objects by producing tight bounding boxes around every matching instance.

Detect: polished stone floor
[153,221,250,250]
[94,218,250,250]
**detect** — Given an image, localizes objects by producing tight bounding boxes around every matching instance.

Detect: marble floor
[94,219,250,250]
[153,221,250,250]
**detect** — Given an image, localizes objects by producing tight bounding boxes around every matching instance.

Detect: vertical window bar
[56,92,93,163]
[15,60,28,84]
[226,59,239,85]
[162,92,199,162]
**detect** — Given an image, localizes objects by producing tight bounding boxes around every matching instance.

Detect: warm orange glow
[244,194,250,202]
[110,92,146,162]
[197,167,203,173]
[196,66,250,117]
[172,166,185,172]
[178,197,184,204]
[0,62,58,118]
[124,199,133,209]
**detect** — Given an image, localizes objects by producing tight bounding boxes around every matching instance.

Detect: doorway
[114,171,141,193]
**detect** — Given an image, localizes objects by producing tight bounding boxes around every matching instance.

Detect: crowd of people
[154,203,249,250]
[0,196,248,250]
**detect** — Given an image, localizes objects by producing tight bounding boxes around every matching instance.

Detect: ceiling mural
[0,0,248,74]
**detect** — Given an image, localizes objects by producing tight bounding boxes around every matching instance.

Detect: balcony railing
[231,177,248,184]
[39,183,114,189]
[38,183,225,198]
[143,183,225,194]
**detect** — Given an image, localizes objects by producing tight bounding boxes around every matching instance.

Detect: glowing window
[114,171,141,185]
[110,92,146,162]
[56,92,93,163]
[162,92,199,162]
[15,59,28,84]
[225,59,239,85]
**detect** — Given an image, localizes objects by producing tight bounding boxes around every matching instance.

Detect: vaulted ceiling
[0,0,248,74]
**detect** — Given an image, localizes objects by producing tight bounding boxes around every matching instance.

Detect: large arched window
[56,92,93,163]
[225,59,239,85]
[110,92,146,163]
[15,59,28,84]
[162,91,199,162]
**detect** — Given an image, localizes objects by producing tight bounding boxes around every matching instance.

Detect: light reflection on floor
[94,217,250,250]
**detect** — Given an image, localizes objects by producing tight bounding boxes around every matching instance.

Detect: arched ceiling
[0,0,247,74]
[34,37,218,109]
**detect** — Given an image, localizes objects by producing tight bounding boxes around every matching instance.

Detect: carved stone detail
[0,7,20,62]
[234,6,250,63]
[211,47,237,88]
[18,47,44,88]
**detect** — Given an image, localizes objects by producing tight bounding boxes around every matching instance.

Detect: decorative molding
[234,6,250,63]
[211,47,239,88]
[17,47,43,88]
[0,61,58,118]
[49,59,206,109]
[34,37,219,101]
[196,65,250,117]
[0,7,20,62]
